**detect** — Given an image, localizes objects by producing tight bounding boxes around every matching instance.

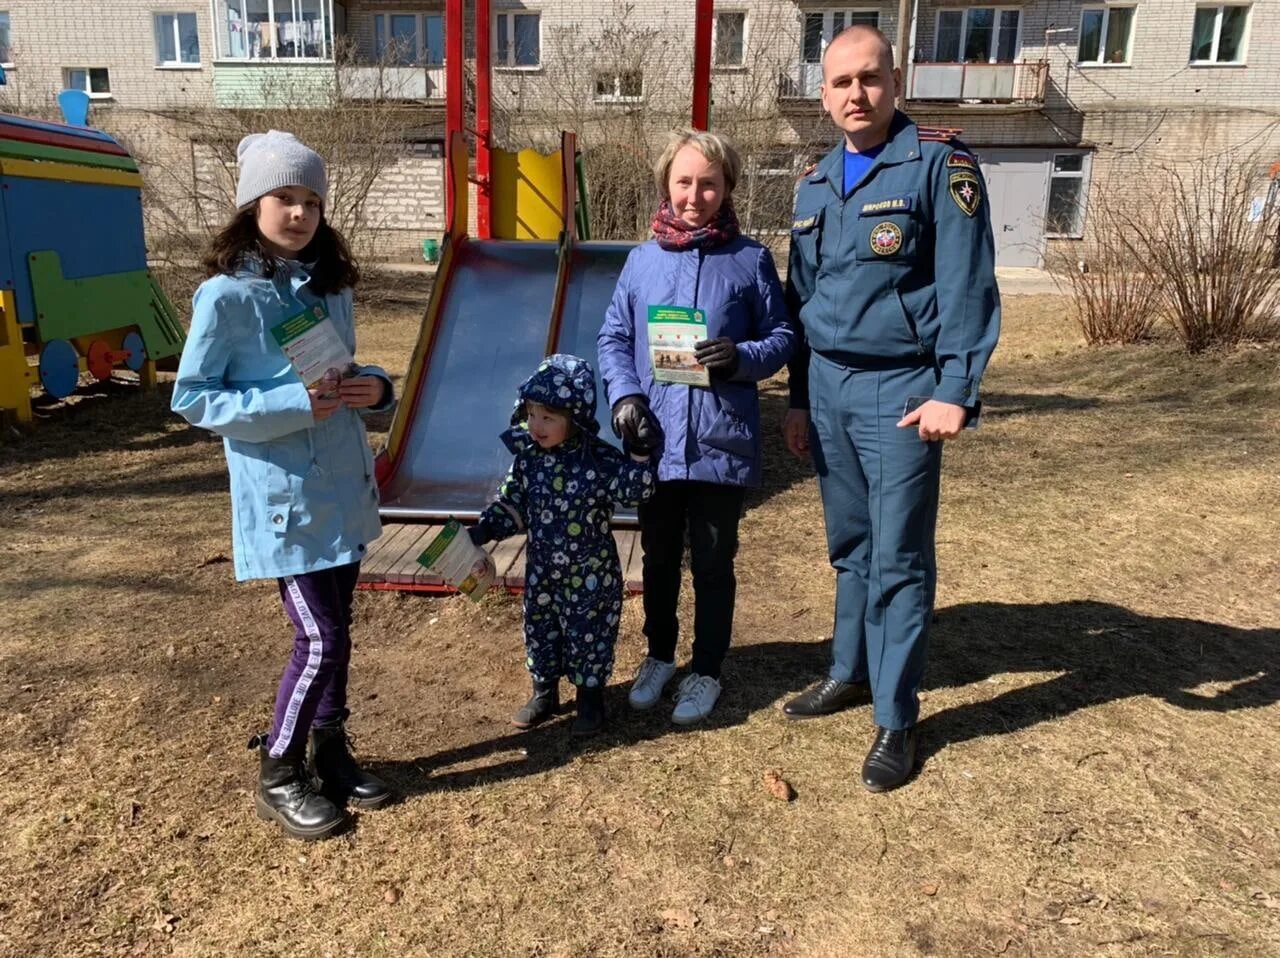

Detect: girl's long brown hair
[202,205,360,295]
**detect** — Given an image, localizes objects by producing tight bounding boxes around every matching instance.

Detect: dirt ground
[1,291,1278,957]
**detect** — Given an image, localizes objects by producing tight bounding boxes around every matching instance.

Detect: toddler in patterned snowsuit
[471,354,659,736]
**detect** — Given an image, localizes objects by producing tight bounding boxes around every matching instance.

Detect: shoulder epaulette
[916,126,964,143]
[800,162,818,177]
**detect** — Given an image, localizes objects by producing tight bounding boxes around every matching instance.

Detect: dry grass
[1,293,1278,957]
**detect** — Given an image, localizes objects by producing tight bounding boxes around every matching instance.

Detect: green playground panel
[28,251,185,361]
[0,139,141,172]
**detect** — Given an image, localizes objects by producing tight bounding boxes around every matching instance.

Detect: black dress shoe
[782,677,870,719]
[861,726,918,792]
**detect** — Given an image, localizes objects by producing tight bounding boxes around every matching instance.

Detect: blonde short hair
[653,129,742,201]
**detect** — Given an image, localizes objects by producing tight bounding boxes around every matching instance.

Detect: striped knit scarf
[650,199,740,251]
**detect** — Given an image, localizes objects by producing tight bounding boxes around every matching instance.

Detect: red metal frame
[475,0,493,237]
[444,0,464,229]
[361,580,643,596]
[447,0,716,223]
[692,0,714,130]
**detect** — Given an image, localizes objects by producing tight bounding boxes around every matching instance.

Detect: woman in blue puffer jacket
[597,129,795,725]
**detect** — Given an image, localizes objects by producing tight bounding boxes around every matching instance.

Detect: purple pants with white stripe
[265,562,360,758]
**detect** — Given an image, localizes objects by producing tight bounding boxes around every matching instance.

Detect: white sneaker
[671,673,722,725]
[628,656,678,710]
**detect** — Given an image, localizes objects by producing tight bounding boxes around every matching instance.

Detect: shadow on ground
[922,599,1279,759]
[376,599,1277,793]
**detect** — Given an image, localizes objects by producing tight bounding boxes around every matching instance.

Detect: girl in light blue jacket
[172,132,394,841]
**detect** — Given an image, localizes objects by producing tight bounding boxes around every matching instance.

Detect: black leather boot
[512,679,559,730]
[861,726,919,793]
[571,685,605,737]
[782,677,871,718]
[251,734,346,840]
[310,717,393,809]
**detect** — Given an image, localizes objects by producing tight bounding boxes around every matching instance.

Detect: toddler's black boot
[250,734,346,840]
[310,715,393,809]
[512,679,559,729]
[571,685,605,737]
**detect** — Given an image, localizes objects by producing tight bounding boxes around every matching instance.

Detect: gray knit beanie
[235,131,328,210]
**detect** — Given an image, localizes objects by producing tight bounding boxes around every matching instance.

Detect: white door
[977,150,1049,268]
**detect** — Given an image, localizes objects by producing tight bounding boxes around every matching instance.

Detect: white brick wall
[0,0,215,111]
[0,0,1274,257]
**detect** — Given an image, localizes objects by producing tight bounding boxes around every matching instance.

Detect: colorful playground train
[0,110,184,424]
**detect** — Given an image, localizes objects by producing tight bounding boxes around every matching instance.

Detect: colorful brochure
[647,304,710,387]
[269,302,355,389]
[417,519,495,601]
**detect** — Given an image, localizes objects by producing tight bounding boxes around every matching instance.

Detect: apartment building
[0,1,1273,265]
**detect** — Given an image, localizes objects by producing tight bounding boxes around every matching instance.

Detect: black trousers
[639,480,746,680]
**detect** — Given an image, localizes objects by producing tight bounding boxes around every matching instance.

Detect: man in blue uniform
[781,25,1000,792]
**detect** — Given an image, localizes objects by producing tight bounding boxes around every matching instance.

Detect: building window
[216,0,335,60]
[154,13,200,66]
[64,67,111,98]
[739,151,801,234]
[594,71,643,103]
[1077,6,1135,65]
[0,12,11,64]
[1190,5,1250,63]
[1045,153,1088,237]
[495,12,540,68]
[714,11,746,67]
[373,13,443,65]
[934,8,1021,63]
[801,9,879,63]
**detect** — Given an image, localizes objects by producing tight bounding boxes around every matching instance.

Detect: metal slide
[377,239,638,523]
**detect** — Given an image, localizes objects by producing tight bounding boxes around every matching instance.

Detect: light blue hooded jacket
[172,261,394,581]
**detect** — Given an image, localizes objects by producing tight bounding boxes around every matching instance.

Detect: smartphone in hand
[902,395,980,429]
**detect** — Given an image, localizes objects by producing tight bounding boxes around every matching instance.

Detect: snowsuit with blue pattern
[475,355,657,688]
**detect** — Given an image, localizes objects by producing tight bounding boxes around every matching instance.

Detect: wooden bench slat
[361,524,644,594]
[489,535,525,581]
[360,524,418,581]
[388,524,441,584]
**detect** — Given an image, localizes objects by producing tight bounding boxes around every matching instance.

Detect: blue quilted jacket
[596,236,794,487]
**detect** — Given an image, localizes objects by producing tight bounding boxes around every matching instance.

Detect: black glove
[694,337,740,378]
[468,524,491,547]
[611,395,664,455]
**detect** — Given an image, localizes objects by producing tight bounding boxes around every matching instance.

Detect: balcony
[777,60,1048,106]
[906,60,1048,105]
[339,64,445,101]
[778,62,824,100]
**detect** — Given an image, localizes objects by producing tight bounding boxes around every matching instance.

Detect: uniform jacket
[596,235,794,488]
[476,354,656,603]
[786,112,1001,409]
[172,261,394,582]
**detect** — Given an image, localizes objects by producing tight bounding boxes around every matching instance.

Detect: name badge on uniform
[859,196,912,216]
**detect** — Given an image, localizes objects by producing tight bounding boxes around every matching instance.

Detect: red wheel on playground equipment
[87,340,115,381]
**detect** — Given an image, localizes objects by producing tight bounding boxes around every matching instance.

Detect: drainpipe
[692,0,714,130]
[896,0,915,107]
